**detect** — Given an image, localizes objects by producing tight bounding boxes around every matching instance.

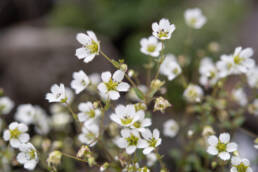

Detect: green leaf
[133,88,145,100]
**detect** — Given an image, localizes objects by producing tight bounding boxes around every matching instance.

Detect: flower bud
[208,42,220,53]
[77,145,90,158]
[93,101,99,109]
[134,103,147,112]
[88,156,96,167]
[120,64,128,72]
[202,126,215,137]
[47,151,62,167]
[151,79,165,90]
[128,70,135,77]
[154,97,171,113]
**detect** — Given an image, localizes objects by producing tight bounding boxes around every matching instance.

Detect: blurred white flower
[131,110,151,132]
[246,67,258,88]
[183,84,203,102]
[116,129,147,154]
[141,129,162,155]
[51,112,71,130]
[78,122,99,147]
[231,47,255,74]
[232,88,248,107]
[33,107,50,135]
[140,36,162,57]
[98,70,130,100]
[199,57,219,87]
[152,18,175,40]
[230,156,253,172]
[184,8,206,29]
[3,122,30,148]
[15,104,36,125]
[17,143,38,170]
[160,54,182,81]
[207,133,237,160]
[46,83,67,103]
[71,70,90,94]
[78,102,101,123]
[216,54,235,78]
[0,97,14,115]
[163,119,179,138]
[110,104,140,127]
[75,31,100,63]
[146,153,157,167]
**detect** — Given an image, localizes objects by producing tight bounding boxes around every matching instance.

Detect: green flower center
[148,138,157,147]
[0,105,5,113]
[126,134,139,146]
[133,121,141,128]
[216,141,227,152]
[172,68,179,75]
[10,128,21,139]
[121,115,133,125]
[190,18,197,25]
[236,163,248,172]
[81,80,87,86]
[188,88,198,98]
[104,79,118,91]
[134,104,145,112]
[85,131,96,140]
[147,45,156,53]
[87,110,95,118]
[157,30,168,38]
[227,63,233,69]
[86,40,99,54]
[29,150,36,160]
[234,55,243,65]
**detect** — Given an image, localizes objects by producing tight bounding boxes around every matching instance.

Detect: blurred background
[0,0,257,171]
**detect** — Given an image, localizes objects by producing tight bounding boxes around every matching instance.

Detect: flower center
[86,40,99,54]
[10,128,21,139]
[105,79,118,91]
[234,55,243,65]
[81,80,87,86]
[172,68,179,75]
[126,134,139,146]
[29,150,36,160]
[236,163,248,172]
[157,29,168,38]
[147,45,156,53]
[216,141,227,152]
[85,131,96,140]
[188,88,198,98]
[87,110,95,118]
[148,138,157,147]
[133,121,141,128]
[190,18,197,25]
[121,115,133,125]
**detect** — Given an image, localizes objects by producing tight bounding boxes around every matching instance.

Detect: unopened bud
[88,157,96,167]
[120,64,128,72]
[47,151,62,167]
[128,70,135,77]
[154,97,171,113]
[77,145,90,158]
[52,141,63,149]
[208,42,220,53]
[202,126,215,137]
[151,79,165,90]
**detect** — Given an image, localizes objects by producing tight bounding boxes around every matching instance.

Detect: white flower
[46,83,67,103]
[78,122,99,147]
[163,119,179,138]
[199,57,219,87]
[146,153,157,167]
[184,8,206,29]
[0,97,14,115]
[3,122,30,148]
[75,31,100,63]
[71,70,90,94]
[232,88,248,107]
[131,110,151,132]
[15,104,36,125]
[128,85,148,102]
[160,54,182,81]
[116,129,147,154]
[141,129,162,155]
[154,96,171,113]
[33,107,50,135]
[183,84,203,102]
[87,73,101,92]
[246,67,258,88]
[216,54,235,78]
[78,102,101,123]
[230,156,253,172]
[140,36,162,57]
[152,18,176,40]
[207,133,238,160]
[98,70,130,100]
[17,143,38,170]
[110,104,140,127]
[65,87,74,104]
[231,47,255,74]
[51,112,71,130]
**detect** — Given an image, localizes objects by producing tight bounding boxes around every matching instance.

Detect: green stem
[153,41,165,80]
[65,102,78,121]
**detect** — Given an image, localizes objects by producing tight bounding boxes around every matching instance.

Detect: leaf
[133,87,145,100]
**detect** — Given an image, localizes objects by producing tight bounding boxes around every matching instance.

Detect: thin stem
[155,148,167,171]
[153,41,165,80]
[65,102,78,121]
[62,152,88,164]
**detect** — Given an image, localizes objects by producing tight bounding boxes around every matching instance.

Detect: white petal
[101,72,111,82]
[10,139,21,148]
[108,91,120,100]
[231,156,241,165]
[138,139,148,148]
[113,70,125,82]
[207,146,218,155]
[83,54,95,63]
[126,146,136,154]
[76,48,88,59]
[97,83,107,93]
[207,135,218,146]
[19,133,30,143]
[218,152,230,161]
[143,147,154,155]
[242,159,250,166]
[24,160,37,170]
[3,130,10,141]
[117,82,130,92]
[76,33,90,45]
[17,152,27,164]
[226,142,237,152]
[230,167,237,172]
[116,138,127,148]
[219,133,230,144]
[153,129,160,139]
[9,122,18,130]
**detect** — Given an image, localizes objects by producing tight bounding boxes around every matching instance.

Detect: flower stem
[65,102,78,121]
[153,41,165,80]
